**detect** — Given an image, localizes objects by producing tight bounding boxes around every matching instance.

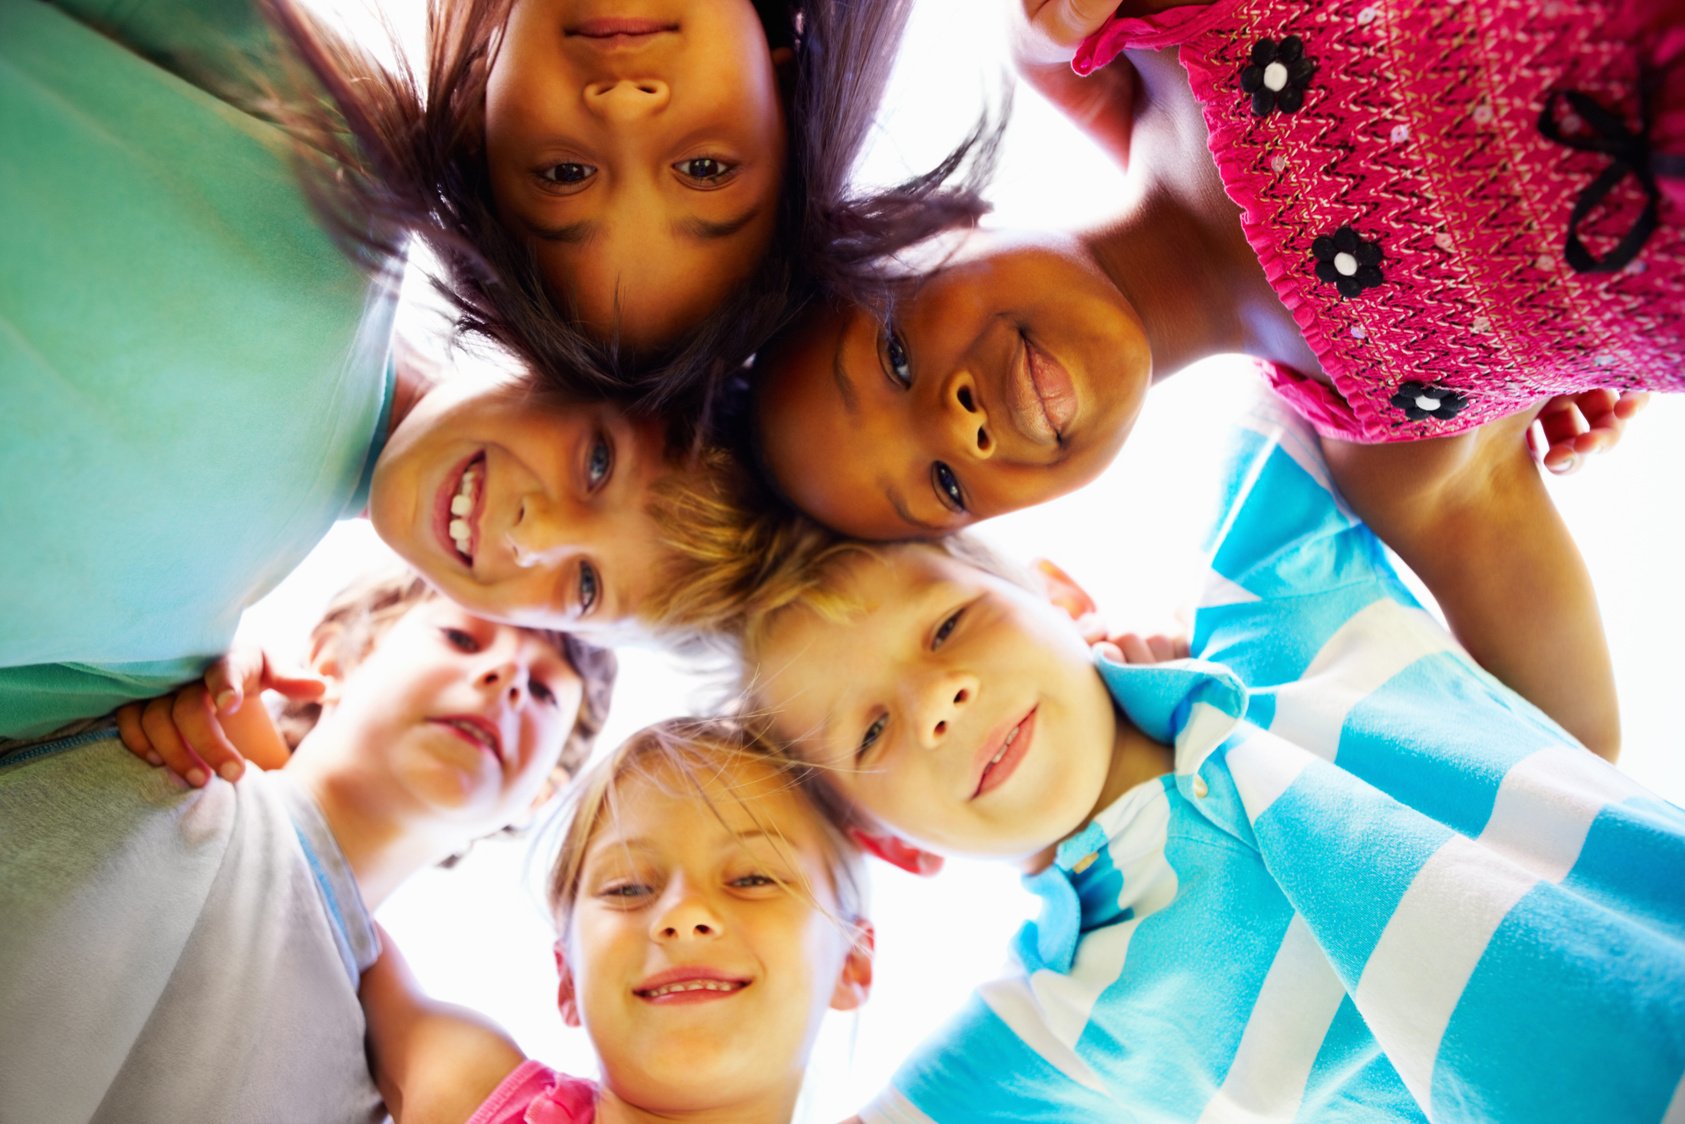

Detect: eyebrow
[673,206,763,241]
[832,336,859,415]
[523,218,598,246]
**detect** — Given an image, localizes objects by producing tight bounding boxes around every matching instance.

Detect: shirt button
[1192,776,1210,798]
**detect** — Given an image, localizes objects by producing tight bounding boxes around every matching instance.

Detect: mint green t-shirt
[0,1,398,737]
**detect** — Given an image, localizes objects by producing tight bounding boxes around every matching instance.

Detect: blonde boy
[740,401,1685,1123]
[0,570,612,1124]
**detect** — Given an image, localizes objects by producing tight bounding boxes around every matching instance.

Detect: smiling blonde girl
[361,717,874,1124]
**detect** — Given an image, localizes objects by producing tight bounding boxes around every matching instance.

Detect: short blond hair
[545,716,868,938]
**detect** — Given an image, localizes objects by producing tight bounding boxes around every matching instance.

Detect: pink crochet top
[1078,0,1685,442]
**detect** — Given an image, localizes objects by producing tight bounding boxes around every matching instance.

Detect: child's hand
[1528,388,1650,475]
[1092,631,1192,666]
[1013,0,1123,68]
[114,647,325,787]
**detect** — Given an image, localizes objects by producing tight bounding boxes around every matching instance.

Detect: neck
[592,1079,802,1124]
[1083,47,1321,380]
[284,738,460,909]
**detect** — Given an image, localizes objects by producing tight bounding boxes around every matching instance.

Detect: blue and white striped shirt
[865,402,1685,1123]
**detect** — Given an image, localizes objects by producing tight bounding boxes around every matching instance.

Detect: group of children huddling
[3,0,1684,1120]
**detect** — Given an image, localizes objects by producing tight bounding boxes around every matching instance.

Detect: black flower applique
[1241,36,1316,116]
[1312,226,1385,297]
[1390,381,1469,422]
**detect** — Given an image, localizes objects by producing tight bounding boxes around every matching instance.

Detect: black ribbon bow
[1537,68,1685,274]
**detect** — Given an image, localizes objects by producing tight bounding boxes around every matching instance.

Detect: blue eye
[932,462,966,514]
[539,162,596,188]
[859,714,887,760]
[600,882,649,900]
[934,609,963,648]
[732,872,777,889]
[674,156,736,183]
[881,327,912,388]
[578,561,600,616]
[586,433,613,490]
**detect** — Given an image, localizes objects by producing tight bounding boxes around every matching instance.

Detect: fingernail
[146,752,163,767]
[186,767,207,788]
[215,690,238,712]
[218,762,242,782]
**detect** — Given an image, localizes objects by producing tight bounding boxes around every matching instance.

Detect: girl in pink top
[750,0,1685,761]
[361,718,875,1124]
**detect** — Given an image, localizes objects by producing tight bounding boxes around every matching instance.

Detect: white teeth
[449,461,480,558]
[989,722,1024,766]
[644,979,742,997]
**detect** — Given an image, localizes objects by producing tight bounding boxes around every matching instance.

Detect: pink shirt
[468,1060,597,1124]
[1079,0,1685,442]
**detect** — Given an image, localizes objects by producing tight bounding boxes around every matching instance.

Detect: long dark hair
[257,0,996,432]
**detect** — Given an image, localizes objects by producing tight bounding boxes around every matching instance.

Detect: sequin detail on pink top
[1079,0,1685,442]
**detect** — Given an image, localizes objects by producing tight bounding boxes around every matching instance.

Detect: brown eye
[673,156,736,184]
[442,627,479,652]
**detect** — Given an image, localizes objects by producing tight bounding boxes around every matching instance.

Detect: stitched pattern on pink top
[1078,0,1685,442]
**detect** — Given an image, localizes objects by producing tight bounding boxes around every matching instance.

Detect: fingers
[1532,387,1649,474]
[171,687,246,784]
[262,663,327,702]
[135,685,247,787]
[139,690,213,787]
[1092,632,1192,665]
[114,701,165,768]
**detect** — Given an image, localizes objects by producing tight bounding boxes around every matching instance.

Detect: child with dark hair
[0,2,776,742]
[747,0,1685,760]
[0,567,615,1123]
[262,0,997,415]
[734,397,1685,1123]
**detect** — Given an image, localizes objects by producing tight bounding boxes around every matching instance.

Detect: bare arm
[361,925,529,1124]
[1321,411,1620,760]
[1012,0,1139,167]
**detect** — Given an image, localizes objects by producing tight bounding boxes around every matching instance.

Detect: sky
[256,1,1685,1117]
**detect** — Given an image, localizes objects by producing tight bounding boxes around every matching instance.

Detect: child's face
[756,235,1150,540]
[370,379,670,631]
[562,756,868,1113]
[327,599,583,829]
[484,0,788,351]
[755,545,1121,866]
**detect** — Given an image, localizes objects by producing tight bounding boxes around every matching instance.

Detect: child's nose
[942,373,993,461]
[478,657,529,702]
[583,79,670,122]
[507,496,580,569]
[915,673,980,750]
[651,885,723,942]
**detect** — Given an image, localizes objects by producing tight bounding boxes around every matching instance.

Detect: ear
[829,922,876,1012]
[846,826,944,877]
[554,940,581,1027]
[306,626,346,706]
[1031,559,1098,624]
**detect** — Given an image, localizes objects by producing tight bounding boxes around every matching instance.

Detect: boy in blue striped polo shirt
[742,399,1685,1123]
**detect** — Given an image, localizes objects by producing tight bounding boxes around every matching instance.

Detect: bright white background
[259,2,1685,1118]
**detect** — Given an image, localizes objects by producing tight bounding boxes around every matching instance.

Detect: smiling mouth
[634,979,749,1002]
[1003,332,1078,448]
[436,454,484,568]
[973,708,1037,799]
[428,715,503,764]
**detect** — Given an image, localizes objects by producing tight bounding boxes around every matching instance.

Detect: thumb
[209,648,268,714]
